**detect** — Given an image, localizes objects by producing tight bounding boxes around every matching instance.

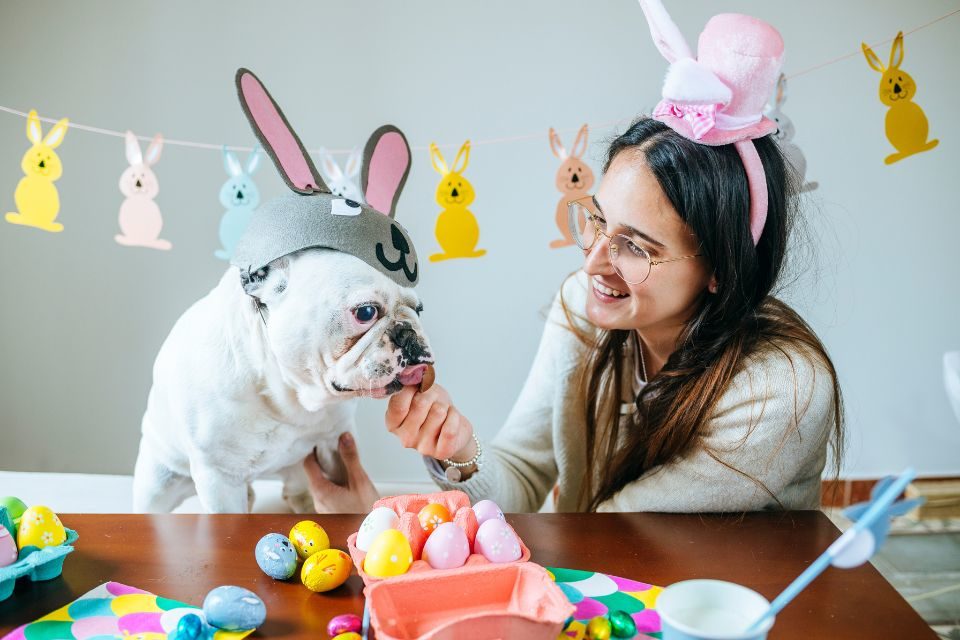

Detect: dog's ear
[240,256,291,304]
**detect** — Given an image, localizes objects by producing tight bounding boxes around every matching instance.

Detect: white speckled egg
[356,506,399,551]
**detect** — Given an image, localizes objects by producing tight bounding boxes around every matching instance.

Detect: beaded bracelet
[440,433,482,482]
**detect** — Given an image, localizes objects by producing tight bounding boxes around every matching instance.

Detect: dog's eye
[354,305,379,324]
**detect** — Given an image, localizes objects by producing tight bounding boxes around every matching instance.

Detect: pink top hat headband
[638,0,784,245]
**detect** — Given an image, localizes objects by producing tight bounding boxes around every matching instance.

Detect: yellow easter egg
[300,548,352,592]
[332,633,362,640]
[362,529,413,578]
[17,506,66,550]
[417,503,452,533]
[289,520,330,560]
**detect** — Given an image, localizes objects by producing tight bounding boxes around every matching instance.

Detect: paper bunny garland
[231,68,419,287]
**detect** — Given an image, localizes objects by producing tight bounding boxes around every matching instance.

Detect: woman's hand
[385,384,476,462]
[302,433,380,513]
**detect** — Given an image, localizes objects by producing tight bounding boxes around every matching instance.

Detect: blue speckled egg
[255,533,298,580]
[202,586,266,631]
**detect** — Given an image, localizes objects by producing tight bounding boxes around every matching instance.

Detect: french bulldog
[132,69,432,513]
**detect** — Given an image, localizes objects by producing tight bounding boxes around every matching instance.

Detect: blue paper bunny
[215,145,261,260]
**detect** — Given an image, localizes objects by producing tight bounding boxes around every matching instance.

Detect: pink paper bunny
[115,131,171,250]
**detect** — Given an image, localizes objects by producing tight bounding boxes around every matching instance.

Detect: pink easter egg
[327,613,362,636]
[0,527,16,567]
[473,519,521,563]
[422,522,471,570]
[471,499,505,526]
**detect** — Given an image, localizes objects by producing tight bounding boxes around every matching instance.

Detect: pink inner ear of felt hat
[365,131,410,216]
[240,73,319,192]
[697,13,784,120]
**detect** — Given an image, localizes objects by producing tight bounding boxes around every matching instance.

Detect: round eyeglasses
[567,196,702,285]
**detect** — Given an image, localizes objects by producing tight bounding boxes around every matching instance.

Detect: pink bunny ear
[548,127,567,160]
[361,125,411,218]
[235,68,328,195]
[638,0,693,63]
[571,124,589,159]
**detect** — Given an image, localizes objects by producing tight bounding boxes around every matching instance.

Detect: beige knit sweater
[426,272,836,513]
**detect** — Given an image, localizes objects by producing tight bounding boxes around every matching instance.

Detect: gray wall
[1,0,957,481]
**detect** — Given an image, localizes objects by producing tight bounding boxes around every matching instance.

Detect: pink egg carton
[346,490,531,587]
[365,561,574,640]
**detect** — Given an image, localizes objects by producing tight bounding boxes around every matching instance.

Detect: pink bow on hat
[638,0,784,245]
[652,101,718,140]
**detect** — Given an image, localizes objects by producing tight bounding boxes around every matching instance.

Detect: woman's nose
[583,234,614,275]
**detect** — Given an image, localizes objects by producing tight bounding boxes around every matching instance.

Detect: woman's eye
[625,240,648,258]
[353,305,378,323]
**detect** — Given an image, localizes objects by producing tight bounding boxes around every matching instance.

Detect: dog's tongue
[397,364,427,387]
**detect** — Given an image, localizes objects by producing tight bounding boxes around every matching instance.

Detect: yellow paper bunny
[6,110,70,232]
[862,32,938,165]
[429,141,486,262]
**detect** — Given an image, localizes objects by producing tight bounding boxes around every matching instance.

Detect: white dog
[132,69,431,513]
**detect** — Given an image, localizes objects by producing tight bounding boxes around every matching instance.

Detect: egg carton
[0,527,79,601]
[346,490,530,587]
[365,561,574,640]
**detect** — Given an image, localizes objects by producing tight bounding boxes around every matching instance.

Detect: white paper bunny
[765,74,818,194]
[115,131,172,250]
[318,147,364,202]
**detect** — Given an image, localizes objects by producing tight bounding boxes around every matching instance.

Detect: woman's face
[583,152,713,335]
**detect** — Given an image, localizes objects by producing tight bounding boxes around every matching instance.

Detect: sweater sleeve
[424,275,590,512]
[597,344,836,513]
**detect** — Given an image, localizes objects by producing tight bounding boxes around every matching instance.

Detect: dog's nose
[894,83,902,94]
[571,172,580,184]
[388,321,431,364]
[451,187,459,198]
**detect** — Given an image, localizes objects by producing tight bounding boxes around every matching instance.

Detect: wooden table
[0,512,934,639]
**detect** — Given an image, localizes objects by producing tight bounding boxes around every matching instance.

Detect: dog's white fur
[132,249,431,513]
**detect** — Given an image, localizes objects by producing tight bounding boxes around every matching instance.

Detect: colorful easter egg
[417,503,451,533]
[586,615,612,640]
[0,526,17,567]
[422,522,470,570]
[0,496,27,524]
[472,499,505,526]
[327,613,362,636]
[301,548,352,592]
[17,505,66,550]
[356,506,400,551]
[332,633,361,640]
[609,609,638,637]
[474,518,521,563]
[289,520,330,560]
[255,533,298,580]
[202,586,266,631]
[173,613,207,640]
[363,529,413,578]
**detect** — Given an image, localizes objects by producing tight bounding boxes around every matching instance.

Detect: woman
[303,4,843,514]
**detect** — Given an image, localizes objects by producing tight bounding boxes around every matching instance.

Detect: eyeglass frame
[567,195,702,285]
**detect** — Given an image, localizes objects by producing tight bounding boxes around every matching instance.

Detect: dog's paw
[284,491,315,514]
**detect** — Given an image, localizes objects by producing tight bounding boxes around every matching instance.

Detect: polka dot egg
[473,518,521,563]
[363,529,413,578]
[422,522,470,570]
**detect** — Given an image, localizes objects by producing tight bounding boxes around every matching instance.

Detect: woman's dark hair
[563,117,844,511]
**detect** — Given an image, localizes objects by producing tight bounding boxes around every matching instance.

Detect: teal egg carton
[0,505,79,601]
